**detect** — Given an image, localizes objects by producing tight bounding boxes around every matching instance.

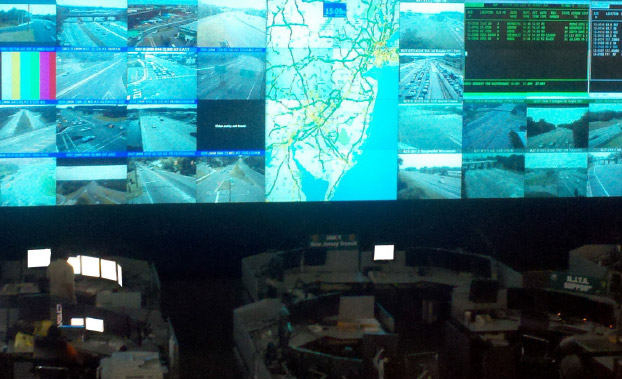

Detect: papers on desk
[1,283,40,296]
[481,333,509,347]
[335,318,383,334]
[575,334,622,354]
[13,332,34,353]
[98,351,166,379]
[96,291,141,310]
[321,318,385,340]
[74,336,126,356]
[359,318,383,334]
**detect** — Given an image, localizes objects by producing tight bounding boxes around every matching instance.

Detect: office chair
[34,366,69,379]
[559,354,584,379]
[32,335,74,379]
[518,334,557,378]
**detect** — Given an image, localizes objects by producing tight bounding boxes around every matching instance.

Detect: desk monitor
[27,249,51,268]
[374,245,394,261]
[100,259,117,282]
[85,317,104,333]
[338,296,375,320]
[280,249,304,270]
[289,293,340,324]
[117,264,123,287]
[303,248,327,266]
[18,295,51,322]
[81,256,100,278]
[67,256,81,275]
[70,318,84,327]
[469,279,499,304]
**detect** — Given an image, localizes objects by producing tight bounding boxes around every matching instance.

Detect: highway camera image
[197,156,264,203]
[527,106,589,150]
[127,51,197,100]
[0,158,55,206]
[399,54,463,103]
[588,103,622,150]
[128,0,197,47]
[463,103,527,151]
[399,104,461,152]
[462,153,525,199]
[0,106,56,153]
[525,153,587,198]
[56,159,127,205]
[56,1,127,48]
[198,0,266,48]
[398,153,462,200]
[127,157,196,204]
[0,3,55,46]
[400,2,464,51]
[127,104,196,152]
[56,105,127,153]
[588,152,622,197]
[198,52,265,100]
[56,52,127,100]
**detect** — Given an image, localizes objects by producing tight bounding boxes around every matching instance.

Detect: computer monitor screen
[100,259,117,281]
[67,256,81,275]
[27,249,51,268]
[81,256,100,278]
[338,296,375,320]
[85,317,104,333]
[374,245,395,261]
[0,0,619,205]
[70,318,84,327]
[117,264,123,287]
[469,279,500,303]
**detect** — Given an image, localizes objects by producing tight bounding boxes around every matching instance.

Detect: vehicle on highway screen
[0,0,621,206]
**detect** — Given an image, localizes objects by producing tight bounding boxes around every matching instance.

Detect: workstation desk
[0,256,178,379]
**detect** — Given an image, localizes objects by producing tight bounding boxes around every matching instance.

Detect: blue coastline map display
[265,0,398,201]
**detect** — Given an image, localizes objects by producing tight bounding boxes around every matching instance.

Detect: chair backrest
[520,334,550,358]
[34,339,67,362]
[34,366,69,379]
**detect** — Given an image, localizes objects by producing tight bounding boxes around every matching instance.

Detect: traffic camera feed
[0,0,620,207]
[0,105,56,153]
[0,1,56,47]
[127,103,196,152]
[56,0,127,48]
[56,52,127,100]
[56,105,127,153]
[198,0,266,48]
[127,50,196,100]
[128,0,196,48]
[127,157,196,204]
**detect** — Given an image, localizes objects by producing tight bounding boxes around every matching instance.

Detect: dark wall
[0,198,620,279]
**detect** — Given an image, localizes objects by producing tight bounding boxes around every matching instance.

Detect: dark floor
[161,277,243,379]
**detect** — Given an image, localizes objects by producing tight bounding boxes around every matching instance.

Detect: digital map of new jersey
[265,0,399,201]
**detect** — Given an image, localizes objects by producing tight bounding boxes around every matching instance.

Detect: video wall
[0,0,620,206]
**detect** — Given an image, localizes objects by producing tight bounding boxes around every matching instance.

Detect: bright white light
[67,256,81,275]
[85,318,104,333]
[81,256,100,278]
[117,264,123,287]
[28,249,51,268]
[101,259,117,281]
[70,318,84,327]
[374,245,394,261]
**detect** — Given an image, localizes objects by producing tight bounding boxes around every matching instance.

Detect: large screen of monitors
[0,0,620,206]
